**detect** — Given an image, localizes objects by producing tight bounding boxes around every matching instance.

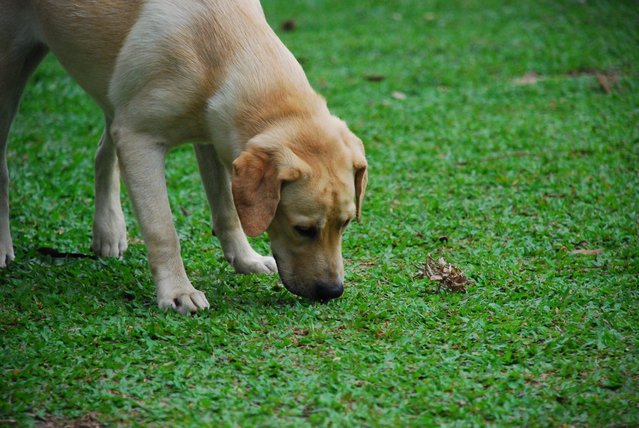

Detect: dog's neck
[206,71,329,166]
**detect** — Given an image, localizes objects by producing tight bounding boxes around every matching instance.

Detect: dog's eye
[294,225,318,238]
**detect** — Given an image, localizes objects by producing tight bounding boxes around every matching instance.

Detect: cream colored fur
[0,0,367,312]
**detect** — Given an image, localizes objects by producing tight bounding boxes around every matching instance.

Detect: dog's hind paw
[158,287,210,314]
[0,241,15,268]
[92,221,128,258]
[92,236,128,258]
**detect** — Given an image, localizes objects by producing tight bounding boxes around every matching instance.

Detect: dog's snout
[315,282,344,301]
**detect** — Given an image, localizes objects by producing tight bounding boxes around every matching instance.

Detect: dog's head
[232,118,367,301]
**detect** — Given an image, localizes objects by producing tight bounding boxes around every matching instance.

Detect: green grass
[2,0,638,426]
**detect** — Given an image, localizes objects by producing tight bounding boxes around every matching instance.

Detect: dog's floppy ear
[342,126,368,222]
[354,159,368,222]
[232,142,306,236]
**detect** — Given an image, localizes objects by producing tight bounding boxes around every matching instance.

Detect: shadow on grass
[2,245,310,315]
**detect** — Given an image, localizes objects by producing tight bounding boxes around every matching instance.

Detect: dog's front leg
[194,144,277,275]
[114,129,209,313]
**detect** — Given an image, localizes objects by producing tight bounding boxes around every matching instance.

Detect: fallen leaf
[566,68,619,93]
[391,91,407,100]
[364,74,386,82]
[570,248,603,255]
[423,12,436,21]
[280,19,297,32]
[419,255,472,293]
[513,72,540,86]
[595,70,617,94]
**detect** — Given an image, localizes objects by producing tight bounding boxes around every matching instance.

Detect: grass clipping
[420,255,473,293]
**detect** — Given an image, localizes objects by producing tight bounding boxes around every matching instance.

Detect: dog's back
[4,0,303,115]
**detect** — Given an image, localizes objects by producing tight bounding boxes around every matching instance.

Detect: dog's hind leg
[194,144,277,275]
[0,2,48,267]
[91,118,128,258]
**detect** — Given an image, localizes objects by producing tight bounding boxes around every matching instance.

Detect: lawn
[1,0,638,426]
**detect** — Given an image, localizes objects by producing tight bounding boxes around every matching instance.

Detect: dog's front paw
[0,238,15,268]
[92,218,128,258]
[229,251,278,275]
[157,286,210,314]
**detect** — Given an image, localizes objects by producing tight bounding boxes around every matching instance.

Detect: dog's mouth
[272,252,316,300]
[280,277,317,300]
[272,252,344,302]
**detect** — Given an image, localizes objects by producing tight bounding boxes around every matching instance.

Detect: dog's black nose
[315,282,344,301]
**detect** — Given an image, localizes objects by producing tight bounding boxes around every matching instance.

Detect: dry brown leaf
[364,74,386,82]
[293,327,309,336]
[419,255,472,293]
[280,19,297,32]
[595,71,618,94]
[513,72,540,86]
[567,68,619,93]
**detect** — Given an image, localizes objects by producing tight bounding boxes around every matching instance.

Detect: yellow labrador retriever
[0,0,367,313]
